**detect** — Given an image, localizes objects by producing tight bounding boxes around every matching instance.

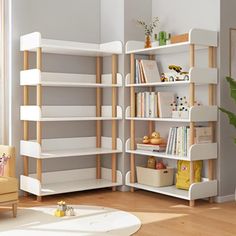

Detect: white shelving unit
[20,32,123,200]
[125,28,218,206]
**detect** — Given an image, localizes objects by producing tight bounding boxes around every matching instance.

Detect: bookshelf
[20,32,123,201]
[125,28,218,206]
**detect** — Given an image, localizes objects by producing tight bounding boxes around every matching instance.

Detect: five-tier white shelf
[20,32,123,201]
[125,29,218,206]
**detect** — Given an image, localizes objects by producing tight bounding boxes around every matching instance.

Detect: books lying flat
[137,143,166,152]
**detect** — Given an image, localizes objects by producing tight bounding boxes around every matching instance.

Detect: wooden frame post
[189,44,195,207]
[23,50,29,197]
[130,53,135,192]
[112,54,117,191]
[96,56,102,179]
[36,47,42,202]
[208,46,215,203]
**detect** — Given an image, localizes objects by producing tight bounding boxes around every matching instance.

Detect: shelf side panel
[20,32,42,51]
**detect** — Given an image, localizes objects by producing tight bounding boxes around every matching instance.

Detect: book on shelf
[166,126,213,157]
[135,92,158,118]
[158,92,175,118]
[135,59,161,84]
[136,143,166,152]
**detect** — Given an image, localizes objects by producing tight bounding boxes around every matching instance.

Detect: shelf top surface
[20,32,123,56]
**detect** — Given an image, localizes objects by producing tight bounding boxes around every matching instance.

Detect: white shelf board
[125,106,217,122]
[20,105,122,121]
[21,168,122,196]
[21,69,123,87]
[125,139,217,161]
[125,171,217,200]
[21,136,122,159]
[20,32,122,56]
[125,68,217,87]
[126,29,217,55]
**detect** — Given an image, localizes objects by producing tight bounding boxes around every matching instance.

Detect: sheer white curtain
[0,0,6,144]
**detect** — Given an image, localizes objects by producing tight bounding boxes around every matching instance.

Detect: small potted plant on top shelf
[137,17,159,48]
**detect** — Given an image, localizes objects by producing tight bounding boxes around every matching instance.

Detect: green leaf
[219,107,236,129]
[226,76,236,102]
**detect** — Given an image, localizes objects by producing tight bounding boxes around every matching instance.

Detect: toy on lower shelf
[54,201,75,217]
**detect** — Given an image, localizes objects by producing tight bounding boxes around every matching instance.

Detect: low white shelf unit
[20,32,123,200]
[21,168,122,197]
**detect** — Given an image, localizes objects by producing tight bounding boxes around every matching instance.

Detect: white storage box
[136,166,174,187]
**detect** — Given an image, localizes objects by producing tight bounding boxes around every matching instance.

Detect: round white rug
[0,205,141,236]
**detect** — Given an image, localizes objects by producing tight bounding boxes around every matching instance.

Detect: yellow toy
[150,131,164,145]
[176,160,202,190]
[142,136,150,144]
[54,209,65,217]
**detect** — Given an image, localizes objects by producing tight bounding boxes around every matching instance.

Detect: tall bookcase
[20,32,123,201]
[125,29,218,206]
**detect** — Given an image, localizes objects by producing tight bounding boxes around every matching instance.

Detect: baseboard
[214,194,235,203]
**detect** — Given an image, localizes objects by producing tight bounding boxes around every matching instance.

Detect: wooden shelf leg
[189,44,195,207]
[23,50,29,197]
[96,56,102,179]
[112,55,117,191]
[208,46,216,203]
[36,47,42,202]
[130,53,135,192]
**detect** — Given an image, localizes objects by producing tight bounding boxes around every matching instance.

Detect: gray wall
[218,0,236,199]
[12,0,101,179]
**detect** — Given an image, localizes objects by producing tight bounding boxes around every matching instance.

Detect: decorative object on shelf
[161,65,189,83]
[142,136,150,144]
[153,33,159,47]
[170,33,189,44]
[0,153,9,176]
[150,131,165,145]
[147,156,156,169]
[156,161,166,170]
[137,17,159,48]
[171,96,189,119]
[166,33,171,45]
[159,31,167,46]
[176,160,202,190]
[219,77,236,144]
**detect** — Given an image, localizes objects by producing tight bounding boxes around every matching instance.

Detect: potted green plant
[137,17,159,48]
[219,77,236,144]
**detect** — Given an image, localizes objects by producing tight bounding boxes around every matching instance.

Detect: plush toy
[0,153,9,176]
[147,156,156,169]
[156,161,166,170]
[54,201,67,217]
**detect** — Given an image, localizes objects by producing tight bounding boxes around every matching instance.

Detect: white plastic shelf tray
[20,105,122,121]
[20,32,122,56]
[125,139,217,161]
[126,29,217,55]
[21,136,122,159]
[125,106,217,122]
[125,171,217,201]
[20,69,123,87]
[125,67,217,87]
[21,168,122,196]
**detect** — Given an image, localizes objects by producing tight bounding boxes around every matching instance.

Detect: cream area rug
[0,205,141,236]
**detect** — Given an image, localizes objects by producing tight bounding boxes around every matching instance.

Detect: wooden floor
[7,189,236,235]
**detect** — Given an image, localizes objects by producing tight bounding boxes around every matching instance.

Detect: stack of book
[135,91,175,118]
[136,143,166,152]
[135,59,161,84]
[166,126,213,157]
